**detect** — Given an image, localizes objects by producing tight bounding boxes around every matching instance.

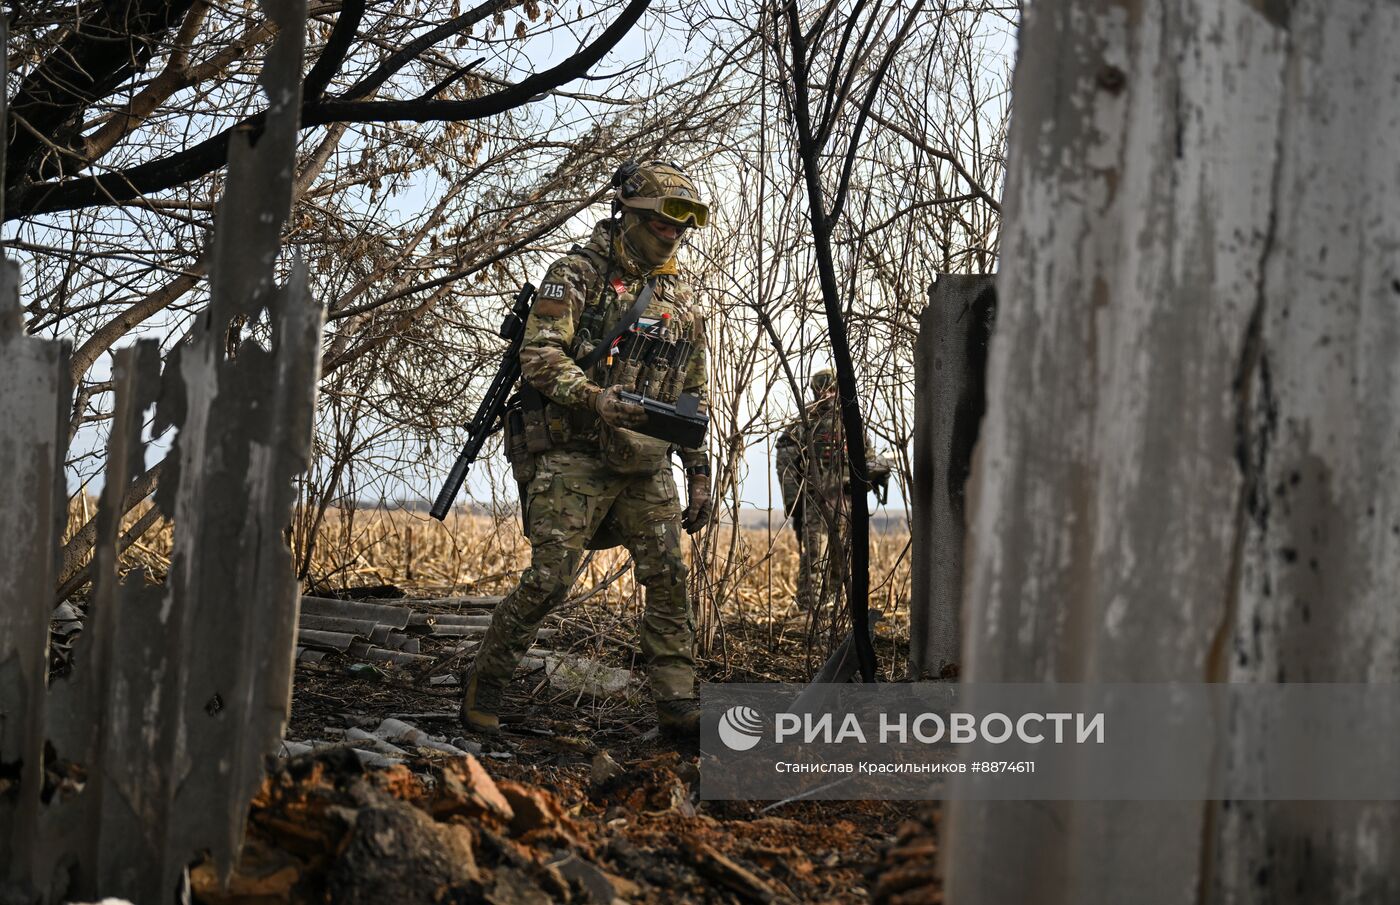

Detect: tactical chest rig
[504,247,707,492]
[596,290,706,448]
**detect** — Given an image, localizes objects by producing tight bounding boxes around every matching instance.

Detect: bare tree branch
[7,0,653,219]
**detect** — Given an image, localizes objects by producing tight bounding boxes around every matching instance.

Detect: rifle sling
[576,276,657,371]
[514,276,656,412]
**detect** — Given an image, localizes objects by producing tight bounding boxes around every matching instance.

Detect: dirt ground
[195,584,941,905]
[102,504,933,903]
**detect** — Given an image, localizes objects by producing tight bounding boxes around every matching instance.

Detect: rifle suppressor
[429,282,535,520]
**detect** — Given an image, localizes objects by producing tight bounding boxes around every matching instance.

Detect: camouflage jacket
[775,395,881,511]
[518,220,708,469]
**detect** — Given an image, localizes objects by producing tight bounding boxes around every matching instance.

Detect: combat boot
[459,667,503,733]
[656,697,702,741]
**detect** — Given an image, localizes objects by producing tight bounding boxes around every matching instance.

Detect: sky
[313,0,920,513]
[19,0,1017,516]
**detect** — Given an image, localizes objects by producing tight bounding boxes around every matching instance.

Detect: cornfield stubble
[79,499,913,680]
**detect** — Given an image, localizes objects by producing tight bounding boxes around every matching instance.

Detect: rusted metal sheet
[907,274,995,680]
[0,2,317,902]
[943,2,1400,904]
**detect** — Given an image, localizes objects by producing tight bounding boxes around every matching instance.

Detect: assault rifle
[429,283,535,521]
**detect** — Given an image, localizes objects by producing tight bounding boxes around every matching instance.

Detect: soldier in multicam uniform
[460,160,713,740]
[775,369,892,615]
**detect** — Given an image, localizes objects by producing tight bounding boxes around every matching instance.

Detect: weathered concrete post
[0,18,70,892]
[0,225,71,901]
[908,274,996,680]
[942,2,1400,904]
[0,0,319,901]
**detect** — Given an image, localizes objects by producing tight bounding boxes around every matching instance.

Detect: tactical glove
[592,385,648,430]
[681,470,713,533]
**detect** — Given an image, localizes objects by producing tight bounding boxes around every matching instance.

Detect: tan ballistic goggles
[621,194,710,228]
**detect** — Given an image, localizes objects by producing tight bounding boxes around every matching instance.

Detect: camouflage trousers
[472,449,695,702]
[796,487,850,615]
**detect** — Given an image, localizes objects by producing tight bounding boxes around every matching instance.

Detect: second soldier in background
[776,368,891,616]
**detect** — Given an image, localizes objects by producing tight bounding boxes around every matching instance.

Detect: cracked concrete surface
[943,1,1400,903]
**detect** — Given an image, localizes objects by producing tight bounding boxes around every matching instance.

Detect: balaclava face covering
[619,210,682,272]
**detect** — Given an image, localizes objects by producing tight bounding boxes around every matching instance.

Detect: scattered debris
[343,663,383,681]
[683,837,782,904]
[51,601,84,636]
[198,750,588,904]
[280,716,483,770]
[277,590,923,904]
[547,851,637,904]
[327,790,481,905]
[870,808,941,905]
[344,727,412,759]
[347,640,433,666]
[295,594,562,680]
[213,738,910,905]
[431,756,515,823]
[546,654,639,700]
[374,717,480,756]
[591,750,624,786]
[500,779,573,836]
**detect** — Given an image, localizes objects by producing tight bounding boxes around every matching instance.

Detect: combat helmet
[611,159,709,270]
[810,368,837,398]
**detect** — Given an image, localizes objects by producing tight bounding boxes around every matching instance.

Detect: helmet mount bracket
[606,158,708,234]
